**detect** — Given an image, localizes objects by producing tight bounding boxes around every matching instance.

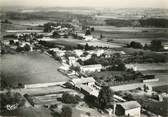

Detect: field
[0,106,53,117]
[40,37,123,49]
[0,52,69,87]
[1,22,43,36]
[41,38,80,48]
[92,26,168,46]
[112,38,168,46]
[79,40,123,48]
[153,85,168,93]
[126,63,168,83]
[11,19,51,26]
[132,94,168,117]
[126,63,168,71]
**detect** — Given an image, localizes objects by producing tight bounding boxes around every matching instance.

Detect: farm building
[73,49,84,57]
[84,35,97,41]
[115,101,141,117]
[58,64,70,71]
[80,54,92,61]
[24,81,66,89]
[80,84,99,97]
[69,77,96,86]
[80,64,102,73]
[87,49,105,56]
[68,56,77,65]
[68,77,100,97]
[125,64,138,71]
[50,48,66,57]
[6,29,43,34]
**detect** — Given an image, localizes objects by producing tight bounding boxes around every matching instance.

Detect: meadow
[153,85,168,93]
[0,52,69,87]
[92,26,168,46]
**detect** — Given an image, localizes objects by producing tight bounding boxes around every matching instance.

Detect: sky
[0,0,168,8]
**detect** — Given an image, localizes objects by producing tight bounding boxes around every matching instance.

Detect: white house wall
[125,107,141,117]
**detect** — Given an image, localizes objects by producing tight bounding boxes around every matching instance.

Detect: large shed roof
[118,101,141,110]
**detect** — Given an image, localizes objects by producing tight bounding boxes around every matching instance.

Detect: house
[56,50,66,57]
[87,49,104,56]
[69,77,100,97]
[67,70,78,76]
[76,33,97,41]
[80,64,102,73]
[103,50,126,58]
[73,50,84,57]
[68,56,77,65]
[58,64,70,72]
[80,84,99,97]
[50,48,66,57]
[115,101,141,117]
[84,35,94,41]
[50,48,59,52]
[80,54,92,61]
[163,44,168,50]
[96,49,104,56]
[70,77,96,86]
[126,64,137,71]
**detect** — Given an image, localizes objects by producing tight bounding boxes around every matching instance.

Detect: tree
[61,106,72,117]
[18,83,24,88]
[16,46,24,52]
[84,95,98,108]
[150,40,163,51]
[100,34,103,39]
[62,92,81,104]
[77,59,84,66]
[1,19,12,24]
[90,27,95,32]
[24,44,31,51]
[117,61,126,71]
[43,22,57,32]
[76,44,84,50]
[84,43,90,50]
[70,66,81,73]
[52,52,61,61]
[84,43,95,50]
[83,51,89,56]
[85,29,91,36]
[52,31,60,38]
[143,44,149,50]
[128,41,143,49]
[98,86,114,109]
[9,40,14,45]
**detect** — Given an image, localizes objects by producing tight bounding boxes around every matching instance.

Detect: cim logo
[6,103,19,111]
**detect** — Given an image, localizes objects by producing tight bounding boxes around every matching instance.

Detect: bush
[0,91,25,111]
[127,41,143,49]
[98,86,114,109]
[61,106,72,117]
[150,40,164,51]
[62,92,81,104]
[84,95,98,108]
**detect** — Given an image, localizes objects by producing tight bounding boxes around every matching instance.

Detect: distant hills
[1,7,168,27]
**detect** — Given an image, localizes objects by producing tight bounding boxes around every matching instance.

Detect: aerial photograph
[0,0,168,117]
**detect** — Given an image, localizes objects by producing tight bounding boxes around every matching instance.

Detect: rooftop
[118,101,141,110]
[71,77,95,84]
[80,64,102,69]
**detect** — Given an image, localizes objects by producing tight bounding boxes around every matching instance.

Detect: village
[1,3,168,116]
[1,18,168,117]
